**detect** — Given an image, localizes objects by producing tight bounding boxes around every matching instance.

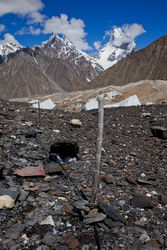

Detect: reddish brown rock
[15,166,46,177]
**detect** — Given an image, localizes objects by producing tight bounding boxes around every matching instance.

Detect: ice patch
[32,98,56,110]
[83,98,99,110]
[105,95,141,108]
[29,99,38,104]
[83,95,140,111]
[83,91,119,111]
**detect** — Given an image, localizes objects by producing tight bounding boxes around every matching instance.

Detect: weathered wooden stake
[91,96,104,203]
[38,101,41,125]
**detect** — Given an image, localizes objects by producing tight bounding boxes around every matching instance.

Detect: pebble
[74,200,90,212]
[70,119,82,127]
[40,215,55,227]
[0,195,15,209]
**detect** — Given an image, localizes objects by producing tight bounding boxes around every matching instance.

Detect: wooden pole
[91,96,104,203]
[38,101,41,125]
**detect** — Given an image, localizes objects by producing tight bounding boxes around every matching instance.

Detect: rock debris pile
[0,99,167,249]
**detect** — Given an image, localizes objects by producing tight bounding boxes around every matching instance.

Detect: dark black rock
[45,161,62,174]
[98,199,126,224]
[25,130,37,138]
[151,126,167,139]
[50,141,79,161]
[131,195,154,209]
[42,231,57,246]
[5,224,25,239]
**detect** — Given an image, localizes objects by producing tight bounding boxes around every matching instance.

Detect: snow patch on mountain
[41,33,103,74]
[94,28,137,70]
[0,43,22,56]
[0,31,137,75]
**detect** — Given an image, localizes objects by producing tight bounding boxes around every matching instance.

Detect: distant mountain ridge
[0,32,137,99]
[89,35,167,89]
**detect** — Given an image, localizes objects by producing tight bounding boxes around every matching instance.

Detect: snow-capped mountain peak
[0,32,137,77]
[94,28,137,70]
[40,33,103,74]
[0,43,22,56]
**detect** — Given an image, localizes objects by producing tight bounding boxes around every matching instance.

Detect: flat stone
[98,199,126,224]
[74,200,89,212]
[15,166,46,177]
[42,232,57,246]
[5,224,25,239]
[83,213,106,224]
[131,195,154,209]
[45,161,62,174]
[84,208,98,218]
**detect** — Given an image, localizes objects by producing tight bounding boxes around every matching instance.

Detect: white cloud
[0,24,5,33]
[106,23,146,47]
[29,26,41,35]
[17,25,41,35]
[27,11,46,24]
[94,41,101,50]
[43,14,91,50]
[0,0,44,16]
[16,27,26,35]
[0,33,21,45]
[122,23,146,39]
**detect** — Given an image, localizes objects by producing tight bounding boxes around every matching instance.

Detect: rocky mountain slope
[0,41,96,99]
[0,33,136,99]
[89,35,167,89]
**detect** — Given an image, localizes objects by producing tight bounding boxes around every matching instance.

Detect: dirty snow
[83,95,141,111]
[105,95,141,108]
[31,98,56,110]
[83,91,119,111]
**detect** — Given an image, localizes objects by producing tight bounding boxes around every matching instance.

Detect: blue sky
[0,0,166,52]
